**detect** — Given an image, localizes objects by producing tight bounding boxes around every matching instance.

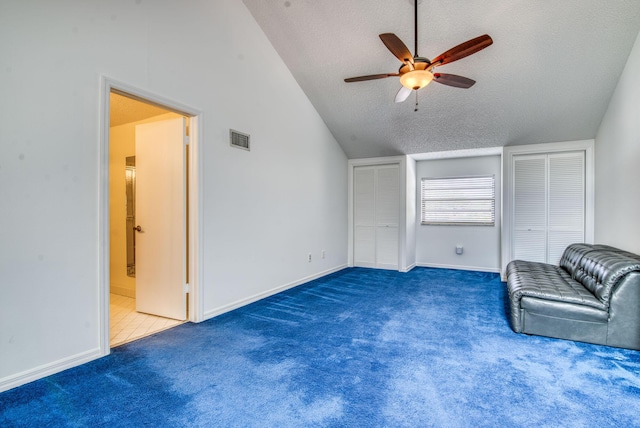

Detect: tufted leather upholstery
[558,243,597,274]
[571,251,640,305]
[507,260,605,309]
[506,243,640,350]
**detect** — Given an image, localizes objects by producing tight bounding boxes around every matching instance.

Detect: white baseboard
[203,264,348,321]
[400,263,416,273]
[0,348,103,393]
[416,262,500,274]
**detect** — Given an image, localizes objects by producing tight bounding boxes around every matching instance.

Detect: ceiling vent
[230,129,250,151]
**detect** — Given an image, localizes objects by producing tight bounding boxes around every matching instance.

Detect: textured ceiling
[242,0,640,159]
[110,92,171,127]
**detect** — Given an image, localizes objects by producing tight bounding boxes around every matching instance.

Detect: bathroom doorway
[108,91,188,347]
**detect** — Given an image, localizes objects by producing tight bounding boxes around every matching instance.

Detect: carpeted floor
[1,267,639,427]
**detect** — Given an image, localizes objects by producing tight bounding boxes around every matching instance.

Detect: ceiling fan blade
[432,73,476,88]
[430,34,493,67]
[395,86,412,103]
[379,33,414,64]
[344,73,399,83]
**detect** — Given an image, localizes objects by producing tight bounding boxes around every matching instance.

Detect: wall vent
[230,129,250,151]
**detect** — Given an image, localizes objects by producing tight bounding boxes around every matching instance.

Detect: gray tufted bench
[506,243,640,349]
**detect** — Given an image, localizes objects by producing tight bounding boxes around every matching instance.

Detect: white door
[353,164,399,270]
[354,166,376,267]
[512,154,547,263]
[135,117,187,320]
[512,151,585,265]
[375,165,399,269]
[547,152,585,264]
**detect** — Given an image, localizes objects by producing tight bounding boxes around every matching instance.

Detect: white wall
[595,29,640,255]
[415,155,502,272]
[0,0,347,390]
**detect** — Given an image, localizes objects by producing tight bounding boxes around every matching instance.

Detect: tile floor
[110,293,184,347]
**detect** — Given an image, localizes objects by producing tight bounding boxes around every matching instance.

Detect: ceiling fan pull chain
[414,90,419,112]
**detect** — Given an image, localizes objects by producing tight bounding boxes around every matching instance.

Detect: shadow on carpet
[1,267,639,427]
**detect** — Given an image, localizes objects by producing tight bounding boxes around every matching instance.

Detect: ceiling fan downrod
[414,0,418,58]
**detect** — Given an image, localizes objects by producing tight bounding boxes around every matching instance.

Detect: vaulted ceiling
[242,0,640,159]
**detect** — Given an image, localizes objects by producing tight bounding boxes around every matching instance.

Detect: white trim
[0,348,102,393]
[501,140,595,276]
[203,265,348,320]
[400,263,416,273]
[410,147,503,161]
[404,156,417,270]
[397,160,408,271]
[98,76,204,359]
[504,140,594,156]
[188,115,205,322]
[98,76,111,357]
[347,164,354,267]
[348,155,407,166]
[416,262,501,274]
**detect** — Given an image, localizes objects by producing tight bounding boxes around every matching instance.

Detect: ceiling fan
[344,0,493,105]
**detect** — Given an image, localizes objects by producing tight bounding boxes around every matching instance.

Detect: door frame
[98,76,204,356]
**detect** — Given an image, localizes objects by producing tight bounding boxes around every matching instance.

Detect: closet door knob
[134,225,143,232]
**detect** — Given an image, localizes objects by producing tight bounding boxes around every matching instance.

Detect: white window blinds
[421,175,495,226]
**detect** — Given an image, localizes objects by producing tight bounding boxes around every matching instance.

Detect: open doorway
[108,92,189,346]
[99,78,202,355]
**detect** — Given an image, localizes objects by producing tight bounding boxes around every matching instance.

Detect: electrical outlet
[308,253,312,262]
[321,250,326,259]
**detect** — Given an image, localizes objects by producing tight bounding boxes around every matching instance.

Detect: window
[421,175,495,226]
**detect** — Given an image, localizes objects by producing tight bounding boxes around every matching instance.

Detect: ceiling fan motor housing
[399,57,431,74]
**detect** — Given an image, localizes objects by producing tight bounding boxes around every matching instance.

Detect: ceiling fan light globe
[400,70,433,90]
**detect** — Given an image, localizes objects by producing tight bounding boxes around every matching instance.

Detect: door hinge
[184,283,190,293]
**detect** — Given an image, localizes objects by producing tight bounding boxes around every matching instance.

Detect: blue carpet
[1,267,639,427]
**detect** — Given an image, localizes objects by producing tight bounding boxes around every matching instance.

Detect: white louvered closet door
[353,164,400,270]
[512,151,585,265]
[513,155,547,262]
[548,152,585,264]
[354,166,376,268]
[375,165,399,269]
